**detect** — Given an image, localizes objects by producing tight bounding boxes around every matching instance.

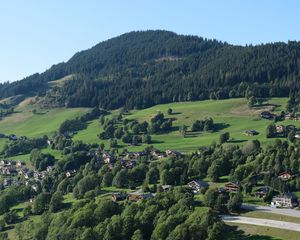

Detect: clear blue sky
[0,0,299,82]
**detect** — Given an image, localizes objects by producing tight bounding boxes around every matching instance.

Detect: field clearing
[75,98,300,152]
[0,104,90,138]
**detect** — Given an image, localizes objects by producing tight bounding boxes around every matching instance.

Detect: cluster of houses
[244,125,300,139]
[111,190,155,202]
[261,111,300,122]
[186,171,300,209]
[261,110,300,125]
[0,159,56,193]
[285,112,300,121]
[187,179,241,194]
[100,149,183,170]
[260,111,300,139]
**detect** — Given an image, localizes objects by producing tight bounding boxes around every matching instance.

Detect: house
[34,172,43,181]
[65,170,77,178]
[0,160,8,166]
[161,185,172,192]
[165,150,182,158]
[32,184,39,192]
[260,111,274,120]
[47,139,53,146]
[188,180,209,193]
[128,190,154,202]
[24,170,34,179]
[150,149,165,159]
[46,166,55,172]
[111,193,126,202]
[16,161,25,168]
[276,125,285,134]
[102,153,115,164]
[120,159,136,169]
[255,187,269,198]
[3,178,12,187]
[278,171,293,181]
[285,112,294,120]
[8,134,18,141]
[225,182,241,192]
[1,166,17,176]
[294,131,300,139]
[244,130,259,136]
[125,152,146,159]
[107,164,114,170]
[271,193,298,208]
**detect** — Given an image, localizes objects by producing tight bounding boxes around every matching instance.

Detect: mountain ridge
[0,30,300,109]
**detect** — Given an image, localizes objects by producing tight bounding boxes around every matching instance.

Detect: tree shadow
[34,112,47,115]
[229,139,248,143]
[150,140,165,144]
[168,117,178,121]
[62,202,73,209]
[170,126,179,132]
[224,225,281,240]
[214,123,230,132]
[184,132,200,138]
[169,112,181,115]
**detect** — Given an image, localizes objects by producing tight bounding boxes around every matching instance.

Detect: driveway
[221,215,300,232]
[242,204,300,218]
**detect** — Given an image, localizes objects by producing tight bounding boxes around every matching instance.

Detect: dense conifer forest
[1,30,300,109]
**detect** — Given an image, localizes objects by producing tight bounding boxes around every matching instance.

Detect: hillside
[0,97,299,239]
[0,97,297,155]
[0,30,300,109]
[72,97,300,152]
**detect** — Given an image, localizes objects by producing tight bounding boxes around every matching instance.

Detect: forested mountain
[1,30,300,109]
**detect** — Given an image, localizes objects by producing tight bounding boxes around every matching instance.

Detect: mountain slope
[1,30,300,109]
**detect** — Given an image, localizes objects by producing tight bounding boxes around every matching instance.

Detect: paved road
[242,204,300,218]
[221,215,300,232]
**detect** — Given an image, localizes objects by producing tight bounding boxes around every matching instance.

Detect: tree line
[0,30,300,110]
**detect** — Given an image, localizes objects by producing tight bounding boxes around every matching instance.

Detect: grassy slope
[0,99,90,161]
[0,97,297,158]
[0,106,89,137]
[240,211,300,224]
[226,223,300,240]
[74,98,300,152]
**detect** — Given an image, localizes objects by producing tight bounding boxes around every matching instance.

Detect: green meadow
[0,97,299,159]
[74,97,300,152]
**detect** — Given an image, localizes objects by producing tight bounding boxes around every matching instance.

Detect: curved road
[221,215,300,232]
[242,204,300,218]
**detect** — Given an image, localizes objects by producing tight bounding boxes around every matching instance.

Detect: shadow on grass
[34,112,47,115]
[224,225,280,240]
[214,123,231,132]
[150,140,165,144]
[169,112,181,115]
[184,132,200,138]
[229,139,248,143]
